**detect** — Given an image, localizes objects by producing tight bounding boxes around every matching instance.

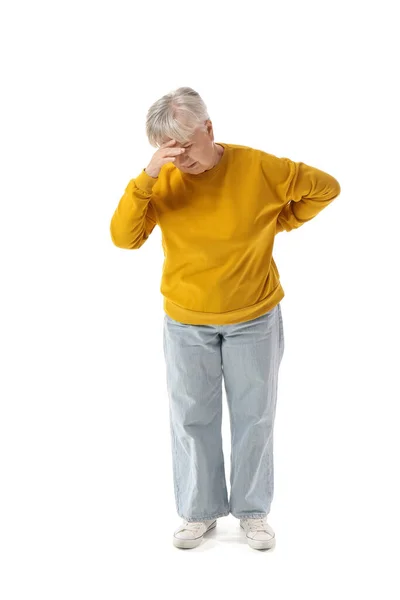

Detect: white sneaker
[240,517,275,550]
[173,518,217,549]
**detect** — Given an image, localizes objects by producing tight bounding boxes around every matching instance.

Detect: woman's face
[164,120,215,174]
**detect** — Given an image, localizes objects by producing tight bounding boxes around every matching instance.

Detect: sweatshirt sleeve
[110,169,159,249]
[275,159,341,234]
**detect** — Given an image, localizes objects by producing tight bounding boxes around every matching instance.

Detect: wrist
[144,167,158,178]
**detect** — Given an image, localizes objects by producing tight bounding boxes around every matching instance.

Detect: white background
[1,0,399,598]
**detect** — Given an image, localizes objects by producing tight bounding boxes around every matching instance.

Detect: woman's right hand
[145,139,186,178]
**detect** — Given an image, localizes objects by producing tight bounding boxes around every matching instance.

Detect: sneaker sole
[173,520,217,549]
[240,524,276,550]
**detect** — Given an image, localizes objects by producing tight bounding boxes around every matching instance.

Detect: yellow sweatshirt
[110,142,341,325]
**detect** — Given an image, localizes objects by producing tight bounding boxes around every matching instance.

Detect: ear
[205,119,214,139]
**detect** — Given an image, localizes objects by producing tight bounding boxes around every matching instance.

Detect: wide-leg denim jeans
[163,302,285,522]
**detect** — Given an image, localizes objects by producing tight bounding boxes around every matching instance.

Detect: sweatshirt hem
[163,284,285,325]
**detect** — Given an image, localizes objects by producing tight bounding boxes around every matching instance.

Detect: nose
[181,151,193,162]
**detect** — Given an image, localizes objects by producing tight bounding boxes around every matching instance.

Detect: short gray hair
[145,87,210,148]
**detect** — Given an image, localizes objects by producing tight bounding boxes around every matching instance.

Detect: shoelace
[181,520,206,534]
[243,517,268,532]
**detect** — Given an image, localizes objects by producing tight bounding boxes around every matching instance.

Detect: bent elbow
[110,227,146,250]
[330,177,341,200]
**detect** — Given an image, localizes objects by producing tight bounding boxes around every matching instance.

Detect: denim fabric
[163,302,285,522]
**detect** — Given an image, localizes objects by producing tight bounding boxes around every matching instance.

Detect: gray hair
[145,87,210,148]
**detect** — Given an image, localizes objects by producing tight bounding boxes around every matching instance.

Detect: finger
[161,139,177,147]
[163,148,185,155]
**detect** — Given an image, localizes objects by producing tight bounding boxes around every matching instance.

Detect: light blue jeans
[163,302,285,522]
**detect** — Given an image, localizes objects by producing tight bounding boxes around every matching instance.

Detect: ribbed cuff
[134,168,158,194]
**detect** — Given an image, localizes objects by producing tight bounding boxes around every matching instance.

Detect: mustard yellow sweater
[110,142,341,325]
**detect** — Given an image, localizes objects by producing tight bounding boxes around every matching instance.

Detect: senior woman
[110,86,341,550]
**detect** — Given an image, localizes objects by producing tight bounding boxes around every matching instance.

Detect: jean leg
[163,314,229,521]
[221,303,285,519]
